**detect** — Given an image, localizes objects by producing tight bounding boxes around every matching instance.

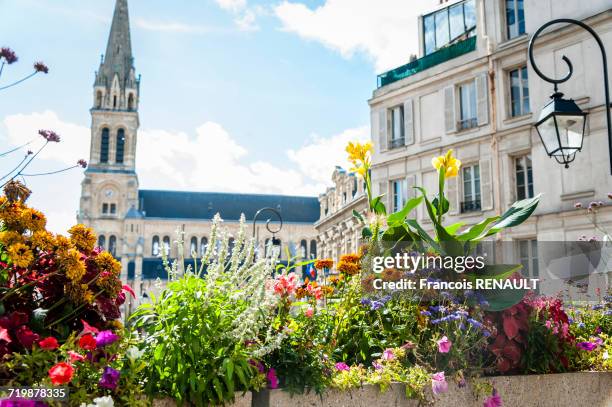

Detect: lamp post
[527,18,611,173]
[252,207,283,259]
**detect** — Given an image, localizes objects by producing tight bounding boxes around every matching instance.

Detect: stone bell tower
[78,0,140,258]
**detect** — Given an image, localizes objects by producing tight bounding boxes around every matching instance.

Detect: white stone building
[78,0,319,310]
[369,0,611,291]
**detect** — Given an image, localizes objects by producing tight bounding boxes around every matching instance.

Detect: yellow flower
[60,248,86,282]
[54,234,74,255]
[68,224,97,253]
[7,243,34,268]
[346,141,372,163]
[432,149,461,178]
[66,283,95,304]
[19,207,46,232]
[30,230,56,252]
[0,230,24,247]
[96,251,121,275]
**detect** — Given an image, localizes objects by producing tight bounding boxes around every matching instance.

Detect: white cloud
[274,0,437,72]
[214,0,263,32]
[215,0,247,12]
[1,111,368,232]
[134,18,211,34]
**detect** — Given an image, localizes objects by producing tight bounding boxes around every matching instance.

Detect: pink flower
[266,368,279,389]
[80,319,99,336]
[431,372,448,395]
[68,351,85,363]
[306,283,323,300]
[382,348,395,361]
[436,336,452,353]
[483,390,503,407]
[304,308,314,318]
[273,273,298,297]
[335,362,350,371]
[0,47,17,64]
[372,361,383,370]
[38,129,60,143]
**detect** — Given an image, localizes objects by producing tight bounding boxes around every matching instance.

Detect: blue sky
[0,0,436,232]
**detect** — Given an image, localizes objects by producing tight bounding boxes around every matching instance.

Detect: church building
[78,0,319,306]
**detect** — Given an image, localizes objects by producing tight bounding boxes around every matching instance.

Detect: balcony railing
[388,137,405,149]
[461,199,482,213]
[459,117,478,130]
[377,36,477,88]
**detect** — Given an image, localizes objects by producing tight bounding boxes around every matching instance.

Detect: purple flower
[249,359,265,373]
[98,366,120,390]
[266,368,279,389]
[382,348,395,361]
[0,47,18,64]
[576,341,597,351]
[38,129,60,143]
[372,361,383,370]
[335,362,350,371]
[96,330,119,347]
[33,61,49,73]
[483,389,503,407]
[431,371,448,395]
[77,159,88,168]
[436,336,452,353]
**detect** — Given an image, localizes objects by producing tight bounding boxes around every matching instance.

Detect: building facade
[315,167,368,260]
[370,0,611,293]
[78,0,319,309]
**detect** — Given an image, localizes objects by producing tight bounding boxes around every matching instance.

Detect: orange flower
[337,260,360,276]
[68,224,97,253]
[314,259,334,270]
[340,253,360,264]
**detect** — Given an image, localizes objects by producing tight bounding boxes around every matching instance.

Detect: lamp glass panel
[536,116,559,155]
[555,114,584,151]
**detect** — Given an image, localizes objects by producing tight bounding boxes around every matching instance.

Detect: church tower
[79,0,140,258]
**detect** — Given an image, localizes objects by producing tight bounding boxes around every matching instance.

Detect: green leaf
[431,195,449,217]
[464,264,523,282]
[352,209,365,223]
[386,196,423,226]
[405,219,441,253]
[414,187,463,256]
[361,226,373,239]
[465,264,526,311]
[456,216,500,241]
[444,221,465,236]
[370,195,387,215]
[485,194,541,237]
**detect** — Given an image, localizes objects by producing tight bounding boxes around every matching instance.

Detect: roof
[124,205,144,219]
[138,189,320,223]
[97,0,134,89]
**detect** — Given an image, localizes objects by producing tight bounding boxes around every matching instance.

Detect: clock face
[105,189,114,198]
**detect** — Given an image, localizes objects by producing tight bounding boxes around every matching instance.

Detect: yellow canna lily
[431,149,461,178]
[346,141,373,178]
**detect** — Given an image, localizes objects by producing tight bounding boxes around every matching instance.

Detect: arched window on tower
[96,91,103,108]
[128,93,134,110]
[113,95,117,109]
[152,236,160,256]
[309,240,317,259]
[190,237,197,257]
[200,237,208,256]
[98,235,106,249]
[116,129,125,164]
[162,236,171,257]
[109,235,117,257]
[300,239,307,259]
[100,128,110,163]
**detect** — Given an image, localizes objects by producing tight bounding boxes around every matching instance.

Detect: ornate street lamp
[252,207,283,259]
[528,18,611,173]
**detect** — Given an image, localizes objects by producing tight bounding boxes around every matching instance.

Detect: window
[113,95,117,109]
[152,236,160,256]
[100,128,110,163]
[423,0,476,55]
[110,203,116,214]
[515,154,534,200]
[162,236,171,256]
[459,81,477,129]
[509,66,530,117]
[300,239,308,259]
[309,240,317,259]
[102,203,109,214]
[108,235,117,256]
[128,94,134,110]
[506,0,525,40]
[116,129,125,164]
[97,235,106,249]
[200,237,208,256]
[389,105,404,148]
[190,237,197,257]
[391,179,407,213]
[96,91,102,108]
[518,239,539,285]
[461,164,481,212]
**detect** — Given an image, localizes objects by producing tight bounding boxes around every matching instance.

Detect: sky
[0,0,437,233]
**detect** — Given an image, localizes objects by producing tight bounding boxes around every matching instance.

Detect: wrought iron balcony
[459,117,478,130]
[388,137,405,149]
[460,199,481,213]
[377,36,477,88]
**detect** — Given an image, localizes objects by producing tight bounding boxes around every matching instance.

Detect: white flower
[81,396,114,407]
[603,350,609,360]
[127,346,145,360]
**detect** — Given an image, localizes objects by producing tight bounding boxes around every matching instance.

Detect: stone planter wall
[253,372,612,407]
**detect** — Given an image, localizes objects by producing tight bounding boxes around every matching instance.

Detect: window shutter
[480,158,493,210]
[403,99,414,145]
[447,176,460,215]
[406,174,417,199]
[378,109,388,152]
[476,73,489,126]
[444,86,456,133]
[378,181,389,209]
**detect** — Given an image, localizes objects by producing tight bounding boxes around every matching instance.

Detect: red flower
[15,326,40,349]
[38,336,59,350]
[48,362,74,385]
[80,319,99,336]
[0,327,11,344]
[78,333,97,351]
[122,284,135,298]
[68,350,85,363]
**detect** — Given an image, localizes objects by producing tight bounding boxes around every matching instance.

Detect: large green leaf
[464,264,522,282]
[444,221,465,236]
[405,219,442,253]
[370,195,387,215]
[465,264,526,311]
[387,196,423,226]
[352,209,365,223]
[457,216,500,241]
[414,187,463,256]
[485,194,541,237]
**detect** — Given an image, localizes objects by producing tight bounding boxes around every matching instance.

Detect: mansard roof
[137,189,320,223]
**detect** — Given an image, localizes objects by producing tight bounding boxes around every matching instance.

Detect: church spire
[96,0,136,93]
